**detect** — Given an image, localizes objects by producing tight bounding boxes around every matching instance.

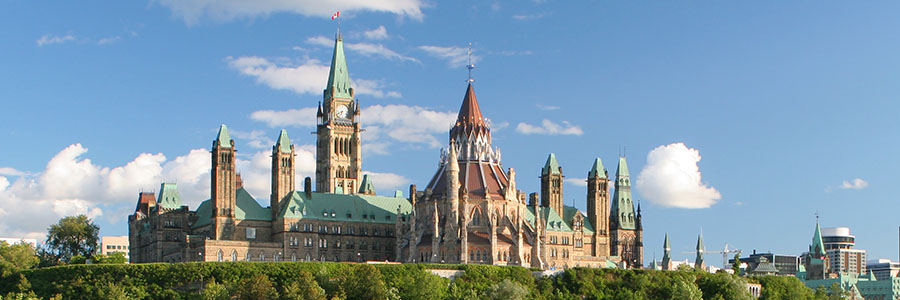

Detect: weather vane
[466,42,475,82]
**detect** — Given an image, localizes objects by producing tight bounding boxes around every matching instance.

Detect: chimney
[304,177,312,198]
[235,173,243,189]
[529,192,538,207]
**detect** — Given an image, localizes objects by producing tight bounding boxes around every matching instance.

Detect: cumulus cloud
[231,130,275,149]
[307,35,417,63]
[418,45,480,67]
[154,0,425,25]
[565,177,586,187]
[250,104,456,152]
[515,119,583,135]
[227,56,401,98]
[840,178,868,190]
[363,26,389,40]
[361,171,411,194]
[636,143,721,209]
[36,34,75,47]
[0,144,211,240]
[0,167,27,176]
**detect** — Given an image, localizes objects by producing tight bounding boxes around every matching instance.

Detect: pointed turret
[542,153,562,175]
[325,33,353,99]
[588,158,606,178]
[540,153,564,214]
[275,129,291,152]
[215,124,232,148]
[611,157,636,230]
[695,233,705,269]
[662,233,672,270]
[456,83,485,127]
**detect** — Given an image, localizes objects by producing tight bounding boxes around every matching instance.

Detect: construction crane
[682,243,742,269]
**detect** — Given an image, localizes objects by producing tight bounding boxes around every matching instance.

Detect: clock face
[336,105,350,119]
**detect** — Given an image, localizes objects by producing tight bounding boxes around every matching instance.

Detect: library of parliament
[128,32,644,269]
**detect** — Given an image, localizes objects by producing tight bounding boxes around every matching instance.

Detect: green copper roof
[525,206,574,232]
[190,188,271,228]
[611,157,636,230]
[542,153,561,175]
[156,183,182,210]
[696,233,704,251]
[325,34,353,99]
[616,157,630,178]
[562,206,594,233]
[216,124,232,148]
[277,191,411,224]
[359,174,376,195]
[192,199,212,228]
[275,129,291,153]
[588,158,606,178]
[810,221,826,256]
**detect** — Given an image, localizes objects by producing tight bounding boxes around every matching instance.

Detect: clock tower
[316,32,362,194]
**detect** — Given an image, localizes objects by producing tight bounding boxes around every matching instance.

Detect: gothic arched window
[231,250,237,262]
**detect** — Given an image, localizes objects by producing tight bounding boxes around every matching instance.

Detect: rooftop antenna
[466,42,475,82]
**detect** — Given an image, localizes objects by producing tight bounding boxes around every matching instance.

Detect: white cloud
[361,171,410,194]
[227,56,401,97]
[36,34,75,47]
[231,130,275,149]
[307,35,418,63]
[536,104,559,111]
[418,45,480,67]
[512,13,544,21]
[98,36,121,45]
[154,0,425,25]
[0,167,27,176]
[250,104,456,152]
[0,144,212,240]
[363,26,389,40]
[840,178,868,190]
[636,143,721,209]
[515,119,583,135]
[565,177,586,187]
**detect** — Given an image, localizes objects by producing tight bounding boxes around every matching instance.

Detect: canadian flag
[332,11,340,20]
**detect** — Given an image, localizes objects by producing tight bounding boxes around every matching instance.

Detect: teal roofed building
[129,30,645,270]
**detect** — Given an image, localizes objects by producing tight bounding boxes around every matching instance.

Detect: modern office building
[730,251,800,276]
[867,259,900,281]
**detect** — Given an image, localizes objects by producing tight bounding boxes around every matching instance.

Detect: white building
[867,259,900,281]
[822,227,867,275]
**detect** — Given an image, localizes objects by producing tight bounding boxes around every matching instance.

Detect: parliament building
[128,32,644,269]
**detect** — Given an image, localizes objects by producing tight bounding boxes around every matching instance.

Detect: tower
[541,153,564,214]
[271,129,294,217]
[211,124,236,240]
[610,156,640,268]
[586,158,610,257]
[316,31,362,194]
[661,233,672,270]
[804,219,828,280]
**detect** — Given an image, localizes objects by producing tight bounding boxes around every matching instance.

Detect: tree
[95,282,128,300]
[45,215,100,263]
[234,274,277,300]
[826,282,847,300]
[281,271,326,300]
[95,252,127,264]
[485,279,528,300]
[201,278,230,300]
[0,241,38,275]
[732,253,741,274]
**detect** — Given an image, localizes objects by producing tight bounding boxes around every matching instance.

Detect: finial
[466,42,475,82]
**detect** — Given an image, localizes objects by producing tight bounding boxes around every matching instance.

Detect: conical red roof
[456,83,485,126]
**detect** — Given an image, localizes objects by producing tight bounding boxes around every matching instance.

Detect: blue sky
[1,1,899,267]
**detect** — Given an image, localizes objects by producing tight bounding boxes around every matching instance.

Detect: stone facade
[128,32,644,269]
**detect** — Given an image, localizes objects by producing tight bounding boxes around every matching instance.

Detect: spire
[455,83,486,127]
[695,232,705,269]
[325,33,352,99]
[663,233,671,251]
[588,158,606,178]
[275,129,291,152]
[542,153,561,175]
[447,140,459,172]
[810,220,826,256]
[616,156,630,179]
[215,124,232,148]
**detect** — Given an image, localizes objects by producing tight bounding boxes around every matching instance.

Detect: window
[335,240,341,248]
[231,250,237,261]
[246,228,257,239]
[217,250,223,262]
[259,252,266,261]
